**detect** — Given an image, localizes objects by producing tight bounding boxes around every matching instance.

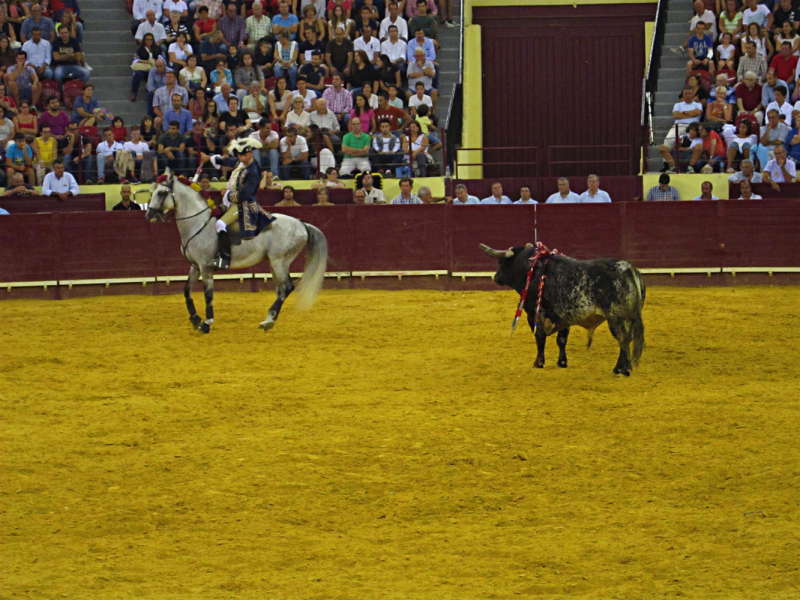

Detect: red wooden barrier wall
[0,194,107,213]
[1,201,799,294]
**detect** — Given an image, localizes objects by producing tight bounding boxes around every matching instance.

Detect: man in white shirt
[690,0,717,41]
[738,179,763,199]
[96,128,124,184]
[578,174,612,203]
[743,0,772,29]
[279,126,311,180]
[480,182,513,204]
[452,183,479,204]
[381,25,407,70]
[692,181,720,200]
[360,172,386,203]
[132,0,164,35]
[766,85,792,123]
[135,10,168,45]
[354,24,381,64]
[514,185,538,204]
[762,144,797,190]
[123,128,149,184]
[380,2,409,41]
[407,81,433,116]
[21,27,52,80]
[41,159,79,200]
[250,121,280,174]
[546,178,582,203]
[658,86,703,157]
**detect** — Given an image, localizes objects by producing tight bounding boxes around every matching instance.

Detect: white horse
[146,171,328,333]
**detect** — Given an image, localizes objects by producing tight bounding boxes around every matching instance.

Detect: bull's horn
[479,244,515,259]
[525,243,534,248]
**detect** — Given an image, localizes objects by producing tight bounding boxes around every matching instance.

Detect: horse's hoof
[258,320,275,331]
[557,360,568,368]
[199,322,211,334]
[189,314,203,329]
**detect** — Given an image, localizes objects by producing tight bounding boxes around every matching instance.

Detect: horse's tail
[296,223,328,310]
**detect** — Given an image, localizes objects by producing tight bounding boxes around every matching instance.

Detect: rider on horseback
[211,138,275,270]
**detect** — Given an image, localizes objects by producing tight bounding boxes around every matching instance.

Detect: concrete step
[81,7,132,20]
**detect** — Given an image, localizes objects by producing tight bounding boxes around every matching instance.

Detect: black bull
[481,244,646,376]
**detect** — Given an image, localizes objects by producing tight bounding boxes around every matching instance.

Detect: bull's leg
[608,317,632,376]
[528,313,547,368]
[260,257,294,331]
[185,265,203,330]
[199,266,215,334]
[556,327,570,368]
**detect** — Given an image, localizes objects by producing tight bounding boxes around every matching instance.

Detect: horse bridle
[154,181,214,260]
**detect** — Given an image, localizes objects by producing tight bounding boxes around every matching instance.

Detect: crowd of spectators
[661,0,800,180]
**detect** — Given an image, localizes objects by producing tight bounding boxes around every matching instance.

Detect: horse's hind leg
[199,266,215,334]
[260,258,294,331]
[185,265,203,329]
[608,317,632,376]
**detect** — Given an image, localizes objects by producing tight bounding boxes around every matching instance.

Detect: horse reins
[155,185,214,263]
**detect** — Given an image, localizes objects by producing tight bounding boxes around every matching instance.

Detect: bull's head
[480,243,534,289]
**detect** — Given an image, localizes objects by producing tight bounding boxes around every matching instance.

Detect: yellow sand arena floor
[1,287,799,599]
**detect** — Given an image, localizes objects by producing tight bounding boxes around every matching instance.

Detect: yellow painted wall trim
[641,173,731,199]
[458,24,483,179]
[469,0,656,6]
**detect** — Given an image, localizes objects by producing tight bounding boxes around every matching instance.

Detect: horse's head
[146,170,177,222]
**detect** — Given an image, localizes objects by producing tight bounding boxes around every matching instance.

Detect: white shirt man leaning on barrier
[546,177,582,203]
[578,174,612,203]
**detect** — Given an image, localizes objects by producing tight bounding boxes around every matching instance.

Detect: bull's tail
[629,267,646,367]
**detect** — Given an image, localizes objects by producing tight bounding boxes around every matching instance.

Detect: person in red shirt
[687,123,727,173]
[193,6,217,42]
[374,92,409,130]
[735,72,764,124]
[769,41,798,93]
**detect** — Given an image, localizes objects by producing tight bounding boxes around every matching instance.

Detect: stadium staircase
[646,0,697,172]
[81,0,141,130]
[434,5,462,135]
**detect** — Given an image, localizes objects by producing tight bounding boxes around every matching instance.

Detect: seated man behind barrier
[738,178,763,199]
[578,174,612,203]
[340,117,371,176]
[41,158,79,200]
[390,176,422,203]
[646,173,681,201]
[728,158,763,183]
[514,185,537,204]
[480,182,513,204]
[113,184,142,210]
[762,144,797,190]
[545,177,581,203]
[451,183,479,204]
[4,172,35,195]
[275,185,301,206]
[692,180,719,200]
[279,126,311,180]
[359,171,386,203]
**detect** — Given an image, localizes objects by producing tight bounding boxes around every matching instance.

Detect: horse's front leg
[185,265,203,330]
[199,266,215,334]
[259,258,294,331]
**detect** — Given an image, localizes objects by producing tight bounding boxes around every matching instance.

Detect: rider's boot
[214,230,231,270]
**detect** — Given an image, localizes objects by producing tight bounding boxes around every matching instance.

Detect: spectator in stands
[234,51,265,101]
[646,174,681,201]
[742,22,773,61]
[767,84,792,122]
[762,69,788,107]
[313,187,333,205]
[131,34,164,102]
[5,132,34,185]
[122,128,148,183]
[328,6,354,40]
[218,3,247,49]
[0,13,19,49]
[273,30,299,89]
[133,0,165,35]
[279,125,311,179]
[371,118,405,175]
[276,185,301,206]
[360,172,386,203]
[374,92,407,131]
[51,24,90,84]
[760,108,791,157]
[340,116,371,175]
[726,120,757,170]
[168,31,193,71]
[776,21,800,62]
[39,96,69,138]
[658,87,703,169]
[180,54,207,97]
[406,27,435,63]
[311,165,345,188]
[707,86,734,124]
[0,37,16,83]
[0,113,14,149]
[299,29,326,66]
[164,10,189,46]
[738,178,763,198]
[219,95,251,134]
[163,93,193,134]
[153,70,188,131]
[738,41,768,82]
[5,172,34,195]
[268,76,291,124]
[353,187,367,204]
[285,95,310,134]
[310,97,341,145]
[322,72,353,126]
[381,27,407,73]
[514,185,537,204]
[578,174,612,202]
[33,123,56,176]
[770,42,797,95]
[246,2,272,50]
[21,4,55,44]
[190,0,224,21]
[350,93,375,132]
[692,181,719,200]
[95,128,123,185]
[480,182,512,204]
[716,32,736,72]
[157,120,186,176]
[691,123,727,173]
[273,1,300,41]
[737,71,765,125]
[211,58,233,93]
[243,82,268,121]
[390,177,422,203]
[22,27,52,81]
[347,49,377,96]
[61,121,92,178]
[743,0,772,30]
[718,1,743,45]
[354,24,380,64]
[298,51,328,98]
[326,24,353,77]
[406,51,436,112]
[13,100,36,137]
[200,30,228,72]
[113,184,142,210]
[5,51,40,107]
[135,10,168,46]
[409,0,437,44]
[762,144,797,189]
[354,5,379,39]
[728,158,762,182]
[380,3,408,41]
[451,183,479,204]
[544,178,579,203]
[407,120,430,175]
[193,6,217,42]
[404,0,436,20]
[686,22,715,76]
[41,158,78,199]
